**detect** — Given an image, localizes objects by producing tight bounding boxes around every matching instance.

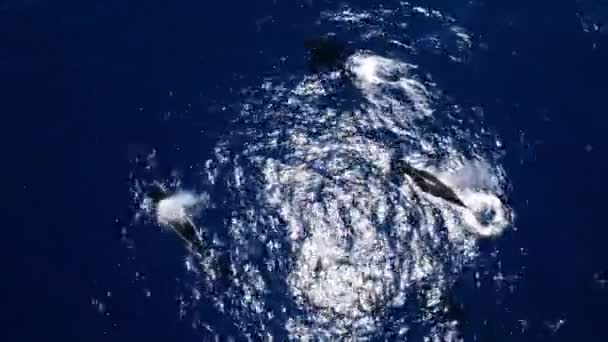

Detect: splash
[441,159,503,191]
[434,160,511,238]
[155,191,207,227]
[460,190,510,238]
[347,53,434,118]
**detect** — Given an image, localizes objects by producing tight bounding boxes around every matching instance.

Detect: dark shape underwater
[304,34,353,72]
[391,157,468,208]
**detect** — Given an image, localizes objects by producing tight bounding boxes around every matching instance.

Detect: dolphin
[391,157,468,208]
[146,186,204,251]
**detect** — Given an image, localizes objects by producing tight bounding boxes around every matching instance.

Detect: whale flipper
[391,157,467,208]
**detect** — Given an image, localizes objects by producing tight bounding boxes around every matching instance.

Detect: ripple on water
[129,3,514,340]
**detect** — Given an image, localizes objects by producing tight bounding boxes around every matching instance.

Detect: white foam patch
[347,53,433,118]
[418,160,511,238]
[451,26,472,49]
[412,6,443,19]
[460,190,510,238]
[156,191,208,227]
[442,160,502,192]
[326,8,372,23]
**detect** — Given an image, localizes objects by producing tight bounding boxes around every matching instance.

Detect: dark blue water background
[3,0,607,340]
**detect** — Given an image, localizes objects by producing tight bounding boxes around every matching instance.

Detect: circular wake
[177,47,513,338]
[460,190,510,238]
[128,3,516,341]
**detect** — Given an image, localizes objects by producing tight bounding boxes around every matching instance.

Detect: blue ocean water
[4,0,608,341]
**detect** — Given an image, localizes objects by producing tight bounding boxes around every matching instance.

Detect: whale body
[391,158,467,208]
[304,34,353,72]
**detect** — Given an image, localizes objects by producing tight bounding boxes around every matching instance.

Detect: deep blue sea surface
[4,0,608,340]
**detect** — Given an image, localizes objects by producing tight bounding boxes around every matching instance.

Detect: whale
[147,186,204,251]
[391,157,467,208]
[304,34,353,73]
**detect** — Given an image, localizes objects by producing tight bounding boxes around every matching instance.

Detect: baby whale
[391,158,467,208]
[147,186,204,251]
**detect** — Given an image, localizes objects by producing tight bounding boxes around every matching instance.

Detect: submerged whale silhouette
[304,34,353,72]
[391,157,467,208]
[147,187,204,250]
